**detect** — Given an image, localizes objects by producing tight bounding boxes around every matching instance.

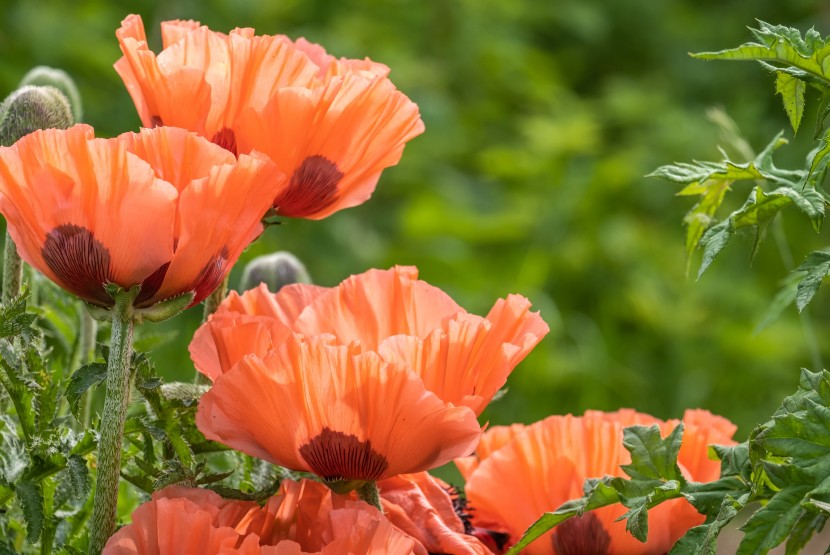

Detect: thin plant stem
[79,309,99,428]
[356,481,382,511]
[88,287,138,555]
[195,275,230,385]
[2,230,23,305]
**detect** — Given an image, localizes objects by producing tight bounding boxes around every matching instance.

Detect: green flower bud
[239,251,312,293]
[0,85,74,146]
[18,65,83,122]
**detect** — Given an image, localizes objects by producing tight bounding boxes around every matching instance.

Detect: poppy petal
[196,335,481,481]
[0,124,178,305]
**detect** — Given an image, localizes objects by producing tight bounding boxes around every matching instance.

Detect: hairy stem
[88,288,137,555]
[2,231,23,305]
[79,309,99,428]
[356,481,382,511]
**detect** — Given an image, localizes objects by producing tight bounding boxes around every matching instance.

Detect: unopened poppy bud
[239,251,311,293]
[0,86,74,146]
[18,66,83,122]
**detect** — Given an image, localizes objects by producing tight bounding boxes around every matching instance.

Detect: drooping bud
[0,85,74,146]
[18,66,83,122]
[239,251,312,293]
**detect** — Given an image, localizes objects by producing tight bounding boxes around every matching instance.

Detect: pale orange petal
[196,335,481,481]
[0,124,177,305]
[292,37,391,80]
[380,472,492,555]
[189,282,327,380]
[151,151,283,305]
[237,72,424,219]
[292,266,462,350]
[160,19,203,49]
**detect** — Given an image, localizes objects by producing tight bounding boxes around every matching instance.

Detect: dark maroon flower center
[552,513,611,555]
[275,155,343,218]
[298,427,389,482]
[211,127,238,157]
[42,224,113,306]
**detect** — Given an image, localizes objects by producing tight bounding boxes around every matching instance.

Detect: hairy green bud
[239,251,312,293]
[0,85,74,146]
[18,65,83,121]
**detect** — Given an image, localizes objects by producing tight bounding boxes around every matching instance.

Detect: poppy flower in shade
[0,124,283,308]
[455,409,737,555]
[378,472,494,555]
[190,266,549,415]
[102,485,278,554]
[196,334,482,484]
[115,15,425,220]
[257,479,418,554]
[104,481,417,555]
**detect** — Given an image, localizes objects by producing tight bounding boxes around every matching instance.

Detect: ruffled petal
[292,266,462,350]
[196,335,481,481]
[237,72,424,219]
[150,151,283,306]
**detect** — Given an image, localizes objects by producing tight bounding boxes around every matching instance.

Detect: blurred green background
[2,0,830,440]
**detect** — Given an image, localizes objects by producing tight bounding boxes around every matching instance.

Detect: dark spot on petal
[186,246,229,306]
[134,262,171,307]
[299,427,389,482]
[552,513,611,555]
[211,127,237,157]
[150,115,163,128]
[41,224,112,306]
[275,155,343,218]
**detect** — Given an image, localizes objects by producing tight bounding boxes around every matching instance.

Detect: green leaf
[504,480,620,555]
[63,362,107,421]
[693,21,830,86]
[0,289,37,342]
[775,71,806,134]
[697,220,732,278]
[795,251,830,311]
[670,494,748,555]
[620,425,684,482]
[738,485,813,554]
[14,480,43,542]
[785,511,828,554]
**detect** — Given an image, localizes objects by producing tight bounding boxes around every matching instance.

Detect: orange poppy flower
[102,485,276,554]
[104,481,417,554]
[196,334,482,483]
[190,266,549,415]
[115,15,424,219]
[0,124,282,308]
[456,409,737,555]
[378,472,494,555]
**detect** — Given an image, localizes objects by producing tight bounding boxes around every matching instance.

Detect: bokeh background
[2,0,830,441]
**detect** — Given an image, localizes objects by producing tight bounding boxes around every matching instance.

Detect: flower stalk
[88,285,139,555]
[2,235,23,305]
[357,481,382,512]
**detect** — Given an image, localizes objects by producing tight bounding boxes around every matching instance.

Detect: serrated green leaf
[503,481,619,555]
[785,511,827,555]
[693,21,830,86]
[14,480,43,543]
[775,71,806,133]
[738,485,812,554]
[63,362,107,421]
[62,455,90,505]
[697,220,732,278]
[620,425,684,482]
[0,289,37,342]
[670,494,747,555]
[794,251,830,311]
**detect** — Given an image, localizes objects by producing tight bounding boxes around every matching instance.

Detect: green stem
[88,288,137,555]
[356,481,382,511]
[2,230,23,305]
[195,275,230,385]
[78,309,99,428]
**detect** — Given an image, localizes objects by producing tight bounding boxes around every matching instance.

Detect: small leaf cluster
[507,370,830,554]
[652,21,830,320]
